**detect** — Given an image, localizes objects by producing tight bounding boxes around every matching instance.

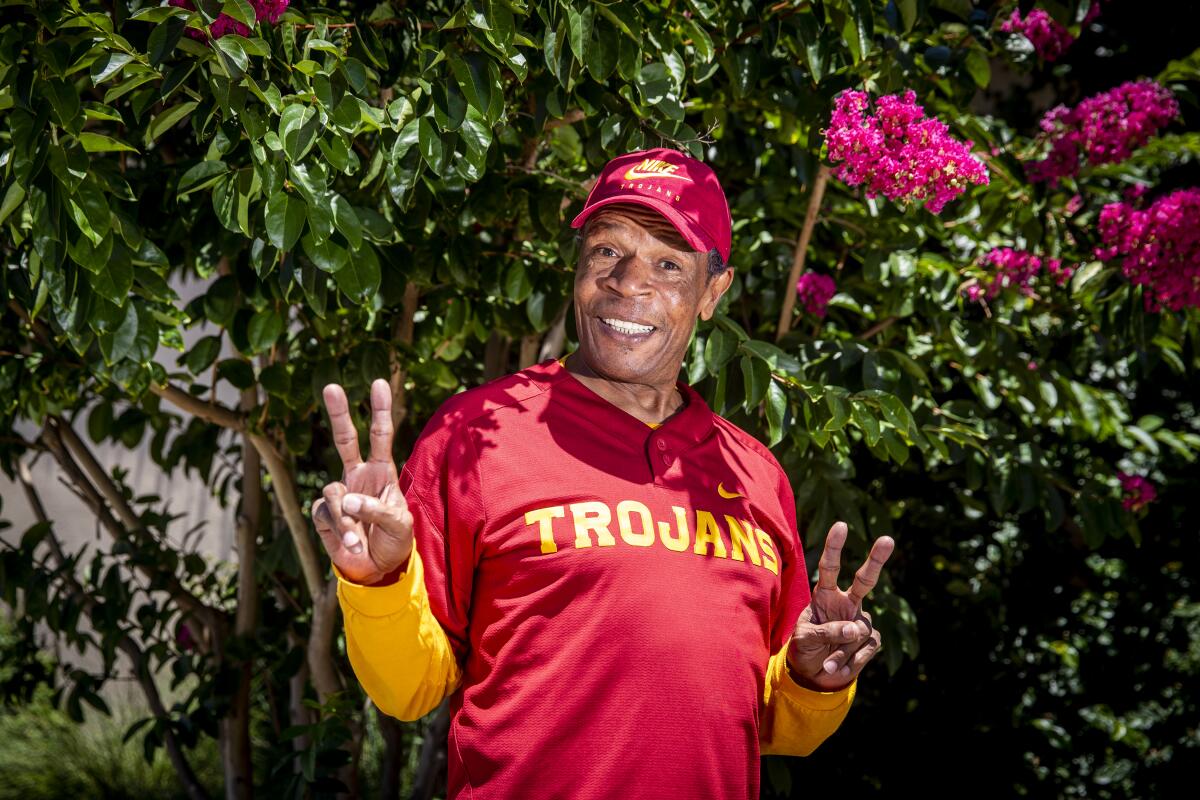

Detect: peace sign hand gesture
[311,379,414,585]
[787,521,895,692]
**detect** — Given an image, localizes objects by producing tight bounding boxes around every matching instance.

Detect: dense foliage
[1,0,1197,797]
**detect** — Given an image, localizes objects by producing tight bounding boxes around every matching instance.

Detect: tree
[1,1,1197,796]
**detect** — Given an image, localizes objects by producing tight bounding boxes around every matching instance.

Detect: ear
[698,268,734,321]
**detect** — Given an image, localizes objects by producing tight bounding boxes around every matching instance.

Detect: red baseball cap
[570,148,732,263]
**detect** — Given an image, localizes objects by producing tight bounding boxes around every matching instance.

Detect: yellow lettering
[693,510,728,558]
[525,506,566,554]
[570,502,616,548]
[755,528,779,575]
[616,500,655,547]
[726,516,762,566]
[658,505,691,552]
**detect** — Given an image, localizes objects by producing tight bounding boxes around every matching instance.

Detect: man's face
[572,204,733,386]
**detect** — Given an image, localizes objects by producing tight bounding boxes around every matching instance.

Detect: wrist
[786,655,853,693]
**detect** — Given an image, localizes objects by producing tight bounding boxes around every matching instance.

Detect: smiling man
[312,148,895,800]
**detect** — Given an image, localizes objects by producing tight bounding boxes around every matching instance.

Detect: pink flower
[1118,472,1157,511]
[975,247,1074,298]
[1096,188,1200,312]
[795,272,837,318]
[168,0,289,42]
[1000,8,1074,62]
[824,89,989,214]
[1064,193,1083,216]
[1027,81,1179,185]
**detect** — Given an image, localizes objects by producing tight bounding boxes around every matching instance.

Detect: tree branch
[151,381,326,600]
[776,164,831,342]
[17,460,210,800]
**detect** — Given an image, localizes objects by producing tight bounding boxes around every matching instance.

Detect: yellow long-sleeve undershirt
[335,547,855,757]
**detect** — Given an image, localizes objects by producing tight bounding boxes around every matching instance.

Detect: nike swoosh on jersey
[717,482,744,499]
[622,168,692,181]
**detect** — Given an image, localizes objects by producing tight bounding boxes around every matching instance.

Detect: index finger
[816,521,848,592]
[368,378,394,463]
[846,535,895,606]
[322,383,362,471]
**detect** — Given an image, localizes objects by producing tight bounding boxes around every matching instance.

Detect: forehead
[582,204,695,253]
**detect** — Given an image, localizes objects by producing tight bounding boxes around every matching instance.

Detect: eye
[594,246,618,258]
[660,260,682,272]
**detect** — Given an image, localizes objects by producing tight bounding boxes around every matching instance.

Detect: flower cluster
[966,247,1073,301]
[1095,188,1200,312]
[1118,472,1157,512]
[168,0,289,41]
[795,272,837,318]
[1000,8,1074,61]
[1027,81,1179,184]
[825,89,990,214]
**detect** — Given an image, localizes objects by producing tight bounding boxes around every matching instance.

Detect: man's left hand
[787,521,895,692]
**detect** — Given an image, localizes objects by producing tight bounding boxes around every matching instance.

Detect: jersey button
[661,452,672,466]
[656,439,667,451]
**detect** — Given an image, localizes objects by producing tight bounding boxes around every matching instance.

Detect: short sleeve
[769,463,812,654]
[399,412,487,663]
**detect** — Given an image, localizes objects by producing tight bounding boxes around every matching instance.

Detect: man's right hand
[312,378,414,585]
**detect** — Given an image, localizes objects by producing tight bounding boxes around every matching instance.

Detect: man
[312,148,895,799]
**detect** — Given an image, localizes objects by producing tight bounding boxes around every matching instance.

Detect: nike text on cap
[570,148,733,264]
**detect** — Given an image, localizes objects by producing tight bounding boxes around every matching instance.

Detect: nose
[598,252,654,298]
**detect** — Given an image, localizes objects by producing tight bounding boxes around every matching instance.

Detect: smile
[599,317,656,337]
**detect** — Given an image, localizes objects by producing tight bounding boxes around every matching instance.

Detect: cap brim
[570,195,716,256]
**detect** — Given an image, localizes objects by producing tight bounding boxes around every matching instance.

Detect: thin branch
[40,421,218,634]
[17,461,210,800]
[776,164,831,341]
[150,381,325,600]
[858,316,899,340]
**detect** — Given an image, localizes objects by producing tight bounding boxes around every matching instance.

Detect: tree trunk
[377,709,405,799]
[409,702,451,800]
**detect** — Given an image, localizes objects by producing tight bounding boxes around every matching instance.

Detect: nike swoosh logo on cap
[717,482,744,499]
[623,168,692,180]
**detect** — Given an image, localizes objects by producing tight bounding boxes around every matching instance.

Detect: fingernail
[343,495,362,514]
[842,624,856,638]
[840,666,851,677]
[824,660,837,674]
[347,543,363,555]
[343,531,359,548]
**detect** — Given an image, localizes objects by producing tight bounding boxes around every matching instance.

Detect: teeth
[602,318,654,334]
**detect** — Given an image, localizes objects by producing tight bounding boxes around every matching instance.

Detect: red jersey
[338,356,853,799]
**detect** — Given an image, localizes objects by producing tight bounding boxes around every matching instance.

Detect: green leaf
[704,326,737,375]
[765,381,787,447]
[108,303,139,363]
[825,391,851,431]
[741,355,770,411]
[90,52,133,85]
[449,53,494,120]
[332,195,362,249]
[897,0,918,31]
[278,103,320,162]
[218,358,255,389]
[566,4,595,62]
[147,101,198,144]
[177,160,228,196]
[301,232,348,272]
[851,401,882,446]
[879,394,915,437]
[148,17,186,65]
[333,245,381,300]
[265,192,306,251]
[185,335,222,374]
[221,0,256,30]
[418,116,448,175]
[0,182,26,226]
[504,260,534,303]
[247,309,284,353]
[86,257,134,303]
[213,34,248,79]
[965,50,991,89]
[88,402,114,444]
[79,132,139,153]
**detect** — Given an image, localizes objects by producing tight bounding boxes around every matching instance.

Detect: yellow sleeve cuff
[768,647,858,711]
[334,550,423,619]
